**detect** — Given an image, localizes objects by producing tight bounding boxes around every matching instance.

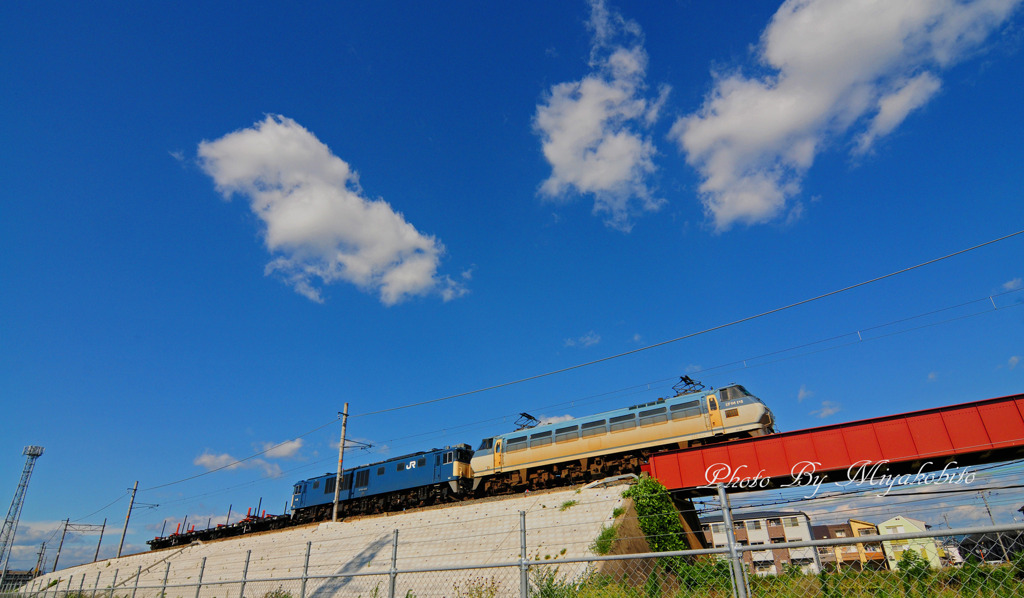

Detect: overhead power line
[356,229,1024,418]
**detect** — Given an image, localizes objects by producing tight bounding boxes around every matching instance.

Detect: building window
[747,520,762,530]
[784,517,799,527]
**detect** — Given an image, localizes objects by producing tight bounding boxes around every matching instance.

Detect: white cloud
[810,400,841,418]
[797,384,814,402]
[193,451,282,478]
[565,330,601,347]
[671,0,1021,231]
[198,115,464,305]
[539,414,576,426]
[534,0,669,232]
[259,438,303,459]
[1009,355,1020,369]
[1003,277,1023,291]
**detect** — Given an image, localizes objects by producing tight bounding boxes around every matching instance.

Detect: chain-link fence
[6,522,1023,597]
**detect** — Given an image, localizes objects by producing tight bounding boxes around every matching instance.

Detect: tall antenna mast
[0,446,45,584]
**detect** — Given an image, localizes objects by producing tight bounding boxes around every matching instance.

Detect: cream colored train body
[469,384,774,493]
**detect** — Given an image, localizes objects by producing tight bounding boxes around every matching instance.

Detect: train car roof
[485,384,750,441]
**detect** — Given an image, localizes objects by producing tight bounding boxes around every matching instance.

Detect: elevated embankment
[27,483,632,597]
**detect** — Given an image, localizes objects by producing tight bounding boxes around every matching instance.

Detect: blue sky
[2,0,1023,570]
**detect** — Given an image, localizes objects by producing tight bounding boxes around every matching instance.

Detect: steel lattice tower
[0,446,45,577]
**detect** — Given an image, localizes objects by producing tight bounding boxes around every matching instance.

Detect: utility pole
[332,404,349,522]
[117,481,138,558]
[33,543,46,576]
[93,519,106,563]
[0,445,45,589]
[52,519,69,573]
[981,491,1009,563]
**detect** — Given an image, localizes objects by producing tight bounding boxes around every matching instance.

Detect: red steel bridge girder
[646,393,1024,495]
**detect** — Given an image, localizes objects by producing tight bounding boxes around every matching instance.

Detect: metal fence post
[131,565,141,598]
[717,484,747,598]
[91,571,101,598]
[160,561,170,598]
[299,543,310,598]
[107,570,119,598]
[388,530,398,598]
[66,574,74,598]
[520,511,529,598]
[239,550,251,598]
[194,557,206,598]
[77,572,86,596]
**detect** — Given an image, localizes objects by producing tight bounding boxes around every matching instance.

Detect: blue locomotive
[291,444,473,519]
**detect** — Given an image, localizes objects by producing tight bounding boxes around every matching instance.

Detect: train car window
[312,481,320,490]
[455,448,472,462]
[397,462,405,471]
[355,470,369,488]
[377,467,385,475]
[341,473,352,491]
[324,478,335,494]
[670,401,702,420]
[639,407,668,426]
[530,431,552,447]
[506,436,528,452]
[555,426,579,442]
[478,438,494,451]
[293,484,302,495]
[581,420,606,437]
[708,397,718,410]
[444,452,453,464]
[724,408,739,418]
[417,458,426,467]
[609,413,636,432]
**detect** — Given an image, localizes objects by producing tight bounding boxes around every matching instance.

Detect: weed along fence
[8,481,1024,597]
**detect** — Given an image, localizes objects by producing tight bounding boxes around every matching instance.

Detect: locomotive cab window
[443,452,453,464]
[293,484,302,495]
[478,438,494,451]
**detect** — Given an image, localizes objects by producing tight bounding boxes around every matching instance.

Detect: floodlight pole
[332,403,349,522]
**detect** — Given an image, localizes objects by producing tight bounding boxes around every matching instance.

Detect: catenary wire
[353,229,1024,418]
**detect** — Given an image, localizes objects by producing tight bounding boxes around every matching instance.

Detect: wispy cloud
[534,0,669,232]
[1009,355,1020,369]
[797,384,814,403]
[259,438,304,459]
[1003,277,1023,291]
[670,0,1021,231]
[539,414,576,426]
[565,330,601,347]
[193,451,282,477]
[198,115,466,305]
[810,400,841,418]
